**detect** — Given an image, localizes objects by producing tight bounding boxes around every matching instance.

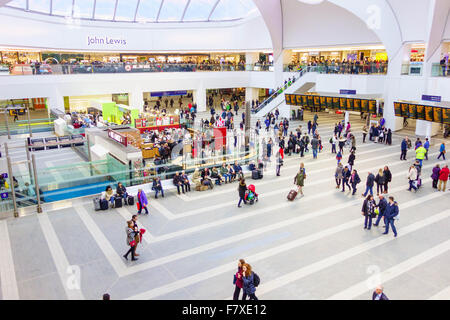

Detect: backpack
[253,273,260,287]
[329,137,333,144]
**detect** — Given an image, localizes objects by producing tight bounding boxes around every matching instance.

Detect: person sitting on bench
[173,172,185,195]
[181,170,191,192]
[152,177,164,198]
[104,186,115,206]
[233,161,244,180]
[116,182,128,200]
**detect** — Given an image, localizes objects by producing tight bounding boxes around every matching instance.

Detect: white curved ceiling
[5,0,259,23]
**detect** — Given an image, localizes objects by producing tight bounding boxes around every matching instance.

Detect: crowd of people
[286,58,388,74]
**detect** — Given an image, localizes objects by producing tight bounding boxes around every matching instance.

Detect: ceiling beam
[133,0,140,22]
[180,0,191,22]
[156,0,164,22]
[112,0,118,20]
[207,0,220,21]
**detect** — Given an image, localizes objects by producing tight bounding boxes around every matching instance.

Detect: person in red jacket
[233,259,246,300]
[438,165,449,192]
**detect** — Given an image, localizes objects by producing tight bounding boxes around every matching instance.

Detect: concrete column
[383,44,413,131]
[274,49,293,88]
[245,52,259,71]
[415,120,440,137]
[128,90,143,112]
[245,88,259,103]
[47,94,65,115]
[193,87,206,112]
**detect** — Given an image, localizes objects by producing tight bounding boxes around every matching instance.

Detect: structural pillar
[129,90,144,112]
[245,52,259,71]
[245,88,259,104]
[193,87,207,112]
[274,49,293,88]
[415,120,440,137]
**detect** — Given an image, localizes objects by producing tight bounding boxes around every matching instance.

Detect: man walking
[415,144,426,167]
[423,138,430,160]
[373,194,388,227]
[382,196,398,237]
[400,137,408,160]
[362,171,375,197]
[311,136,319,159]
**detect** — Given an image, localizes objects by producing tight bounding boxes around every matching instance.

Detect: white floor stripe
[117,177,433,277]
[125,193,450,300]
[327,239,450,300]
[255,208,450,298]
[74,206,127,276]
[0,220,20,300]
[38,213,85,300]
[428,286,450,300]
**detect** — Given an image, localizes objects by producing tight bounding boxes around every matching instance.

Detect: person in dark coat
[383,166,392,193]
[348,151,355,169]
[341,167,351,192]
[385,129,392,145]
[233,259,245,300]
[375,169,385,195]
[361,195,376,230]
[362,172,375,197]
[372,285,389,300]
[116,182,128,200]
[173,172,185,195]
[349,169,361,195]
[431,164,441,189]
[400,137,408,160]
[152,177,164,198]
[242,263,258,300]
[373,194,388,227]
[237,178,247,207]
[383,196,399,237]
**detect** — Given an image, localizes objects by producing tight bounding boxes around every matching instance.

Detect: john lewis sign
[87,36,127,46]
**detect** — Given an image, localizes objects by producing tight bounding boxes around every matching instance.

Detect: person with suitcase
[294,163,306,196]
[116,182,128,203]
[276,151,283,177]
[104,186,116,208]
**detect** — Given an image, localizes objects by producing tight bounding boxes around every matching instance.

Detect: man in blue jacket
[383,196,398,237]
[400,137,408,160]
[373,194,388,227]
[424,138,430,160]
[362,172,375,197]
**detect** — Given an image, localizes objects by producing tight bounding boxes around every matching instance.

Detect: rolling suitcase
[252,170,260,180]
[100,199,109,210]
[258,169,263,179]
[127,196,134,206]
[93,198,101,211]
[287,189,298,201]
[114,197,123,208]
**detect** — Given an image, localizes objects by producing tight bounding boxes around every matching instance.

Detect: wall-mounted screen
[433,107,442,123]
[394,102,402,117]
[408,104,417,119]
[354,99,361,112]
[369,100,377,113]
[332,97,339,109]
[361,99,369,112]
[320,96,326,110]
[347,98,354,111]
[401,103,408,117]
[326,97,333,109]
[442,108,449,124]
[302,95,308,106]
[425,106,434,122]
[339,97,347,110]
[416,105,425,120]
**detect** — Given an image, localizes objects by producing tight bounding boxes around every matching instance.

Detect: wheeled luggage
[93,198,101,211]
[100,199,109,210]
[114,197,123,208]
[127,196,134,206]
[252,170,260,180]
[287,189,298,201]
[258,169,263,179]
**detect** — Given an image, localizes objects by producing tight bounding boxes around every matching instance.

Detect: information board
[443,108,450,124]
[326,97,333,109]
[369,100,377,114]
[320,96,326,110]
[408,104,417,119]
[301,95,308,106]
[394,102,402,117]
[354,99,361,112]
[296,95,302,105]
[339,97,347,110]
[401,103,408,117]
[425,106,434,122]
[433,107,442,123]
[416,105,425,120]
[332,97,340,109]
[361,99,369,112]
[347,98,354,111]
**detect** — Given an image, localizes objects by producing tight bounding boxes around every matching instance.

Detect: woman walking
[383,166,392,193]
[242,263,258,300]
[437,142,446,160]
[362,195,376,230]
[123,220,138,261]
[375,169,385,195]
[233,259,245,300]
[431,164,441,189]
[294,163,306,196]
[137,189,149,214]
[237,178,247,207]
[335,163,343,188]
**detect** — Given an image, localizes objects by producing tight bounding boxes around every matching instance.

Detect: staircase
[253,68,317,119]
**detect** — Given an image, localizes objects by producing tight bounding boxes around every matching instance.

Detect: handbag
[130,240,136,247]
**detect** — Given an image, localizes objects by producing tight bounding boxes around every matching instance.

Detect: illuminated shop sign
[108,129,128,147]
[87,36,127,46]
